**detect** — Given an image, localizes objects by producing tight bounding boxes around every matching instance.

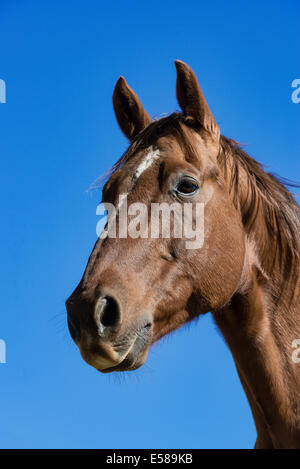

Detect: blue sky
[0,0,299,449]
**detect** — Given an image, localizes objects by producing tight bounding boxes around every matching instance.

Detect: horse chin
[100,353,147,373]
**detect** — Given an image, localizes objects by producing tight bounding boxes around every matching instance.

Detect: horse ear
[174,60,220,139]
[113,76,152,141]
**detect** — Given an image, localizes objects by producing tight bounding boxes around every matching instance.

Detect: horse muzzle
[66,292,152,372]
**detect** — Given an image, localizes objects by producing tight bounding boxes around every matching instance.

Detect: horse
[66,60,300,448]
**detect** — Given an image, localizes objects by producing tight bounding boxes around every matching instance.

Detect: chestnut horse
[66,61,300,448]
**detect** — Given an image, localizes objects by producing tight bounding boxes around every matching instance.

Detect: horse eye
[176,178,199,196]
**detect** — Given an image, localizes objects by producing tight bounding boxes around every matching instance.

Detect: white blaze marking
[134,149,160,180]
[96,149,160,240]
[116,192,128,211]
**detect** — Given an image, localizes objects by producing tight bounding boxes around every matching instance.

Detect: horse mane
[103,113,300,298]
[218,136,299,292]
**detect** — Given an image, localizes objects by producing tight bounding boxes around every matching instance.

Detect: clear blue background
[0,0,299,449]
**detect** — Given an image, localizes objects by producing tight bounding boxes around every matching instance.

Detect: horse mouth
[99,323,152,373]
[100,357,143,373]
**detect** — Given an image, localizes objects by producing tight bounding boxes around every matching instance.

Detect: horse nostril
[94,295,121,334]
[67,314,81,343]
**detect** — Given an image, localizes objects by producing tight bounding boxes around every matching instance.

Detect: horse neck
[215,144,300,448]
[214,278,300,448]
